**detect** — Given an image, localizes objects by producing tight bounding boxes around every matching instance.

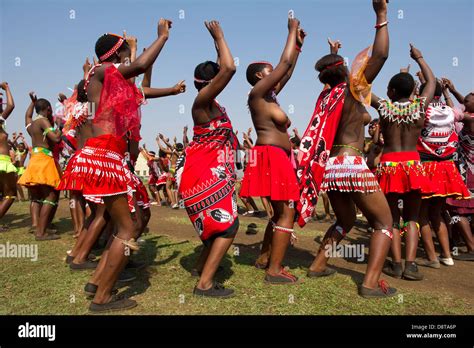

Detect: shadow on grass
[120,235,187,298]
[179,244,235,284]
[1,213,30,229]
[232,241,316,271]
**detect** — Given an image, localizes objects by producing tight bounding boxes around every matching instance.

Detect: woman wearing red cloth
[370,44,436,281]
[63,19,173,312]
[297,0,395,298]
[240,16,305,284]
[416,79,471,268]
[177,20,238,298]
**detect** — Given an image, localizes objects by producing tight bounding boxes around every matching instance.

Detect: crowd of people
[0,0,472,312]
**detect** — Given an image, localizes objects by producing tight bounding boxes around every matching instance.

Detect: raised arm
[115,19,171,80]
[182,126,189,147]
[274,27,306,95]
[249,17,299,99]
[442,78,465,105]
[143,81,186,99]
[410,44,435,107]
[364,0,389,84]
[0,82,15,119]
[156,134,172,154]
[25,92,36,127]
[193,21,236,108]
[442,84,454,108]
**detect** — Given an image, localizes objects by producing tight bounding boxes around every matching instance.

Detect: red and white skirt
[57,134,134,210]
[240,145,299,201]
[320,155,380,193]
[422,160,470,199]
[131,173,150,210]
[376,152,432,194]
[148,174,159,186]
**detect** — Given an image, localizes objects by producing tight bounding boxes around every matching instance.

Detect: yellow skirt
[18,152,61,188]
[0,154,17,174]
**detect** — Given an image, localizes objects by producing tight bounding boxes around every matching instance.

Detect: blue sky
[1,0,473,149]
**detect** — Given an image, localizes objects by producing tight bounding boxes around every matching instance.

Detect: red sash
[296,82,346,227]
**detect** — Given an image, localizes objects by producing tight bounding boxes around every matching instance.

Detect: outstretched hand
[173,80,186,95]
[409,44,423,60]
[328,38,342,54]
[288,17,300,32]
[297,27,307,48]
[400,64,411,73]
[205,20,224,41]
[29,92,37,103]
[157,18,172,37]
[58,93,67,103]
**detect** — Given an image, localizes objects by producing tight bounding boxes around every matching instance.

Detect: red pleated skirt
[57,134,133,208]
[376,152,432,194]
[422,160,471,199]
[240,145,299,201]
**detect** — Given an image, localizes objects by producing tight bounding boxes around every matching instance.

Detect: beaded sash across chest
[378,98,425,124]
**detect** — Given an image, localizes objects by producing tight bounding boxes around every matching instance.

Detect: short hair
[175,143,184,151]
[148,151,156,156]
[95,34,128,62]
[158,149,167,158]
[77,80,88,103]
[388,73,415,99]
[34,98,51,114]
[315,54,346,86]
[194,61,219,90]
[246,62,271,86]
[419,80,443,98]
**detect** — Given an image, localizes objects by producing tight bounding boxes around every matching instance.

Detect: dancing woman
[371,44,436,280]
[65,19,173,312]
[0,82,16,227]
[297,0,396,297]
[177,21,238,298]
[240,16,305,284]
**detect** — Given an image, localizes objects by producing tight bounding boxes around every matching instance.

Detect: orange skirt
[18,151,61,188]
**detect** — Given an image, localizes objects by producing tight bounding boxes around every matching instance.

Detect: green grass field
[0,201,471,315]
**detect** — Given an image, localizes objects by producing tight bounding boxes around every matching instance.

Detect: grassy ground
[0,200,471,315]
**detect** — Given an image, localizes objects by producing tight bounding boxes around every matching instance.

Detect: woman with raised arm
[0,82,16,226]
[443,79,474,261]
[370,44,436,281]
[240,16,305,284]
[297,0,396,298]
[177,21,238,298]
[60,19,173,312]
[415,77,471,268]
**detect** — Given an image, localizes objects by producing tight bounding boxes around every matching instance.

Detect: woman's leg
[0,173,17,219]
[73,204,108,264]
[402,191,422,262]
[429,198,452,259]
[419,199,438,262]
[92,194,135,304]
[266,200,295,275]
[351,190,393,289]
[309,191,356,273]
[385,193,402,263]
